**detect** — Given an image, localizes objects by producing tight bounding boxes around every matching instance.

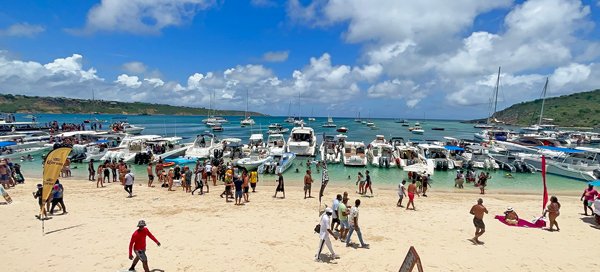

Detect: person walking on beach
[33,184,48,220]
[97,163,104,188]
[469,198,488,244]
[183,166,193,193]
[155,161,163,184]
[315,207,339,262]
[128,220,161,272]
[234,174,244,205]
[397,180,407,207]
[364,170,373,196]
[338,197,349,241]
[356,172,364,195]
[88,159,95,181]
[331,194,342,231]
[49,180,67,215]
[104,161,112,183]
[250,170,258,192]
[304,169,314,199]
[167,168,175,191]
[421,174,431,197]
[346,199,369,248]
[544,196,561,231]
[124,169,135,198]
[274,172,285,199]
[581,184,597,216]
[406,180,419,210]
[147,163,154,187]
[191,164,204,195]
[242,169,250,202]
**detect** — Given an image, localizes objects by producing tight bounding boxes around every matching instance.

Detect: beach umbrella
[588,180,600,186]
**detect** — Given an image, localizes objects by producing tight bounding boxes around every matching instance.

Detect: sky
[1,0,600,119]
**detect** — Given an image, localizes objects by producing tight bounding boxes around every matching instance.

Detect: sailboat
[474,67,502,129]
[308,108,316,122]
[522,78,556,132]
[354,112,362,122]
[240,90,255,127]
[284,101,294,123]
[203,90,228,128]
[322,116,337,128]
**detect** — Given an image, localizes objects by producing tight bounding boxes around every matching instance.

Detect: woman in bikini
[544,196,561,231]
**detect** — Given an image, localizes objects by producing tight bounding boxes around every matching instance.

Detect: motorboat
[266,134,286,156]
[322,117,337,128]
[367,135,398,168]
[0,120,45,133]
[260,152,296,174]
[221,138,243,159]
[411,128,425,135]
[520,146,600,181]
[343,141,367,167]
[417,143,455,171]
[240,117,255,127]
[474,129,513,142]
[236,148,272,170]
[336,127,348,133]
[243,134,266,154]
[287,125,317,156]
[293,117,305,127]
[457,144,498,170]
[473,123,494,129]
[308,117,316,122]
[319,135,342,164]
[203,116,228,124]
[366,121,375,127]
[144,137,191,163]
[489,148,537,173]
[395,145,425,168]
[0,139,51,159]
[269,123,283,129]
[100,135,161,163]
[267,123,289,134]
[122,123,144,135]
[211,124,223,132]
[185,133,223,159]
[431,127,445,131]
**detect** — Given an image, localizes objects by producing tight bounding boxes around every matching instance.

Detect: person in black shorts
[274,172,285,198]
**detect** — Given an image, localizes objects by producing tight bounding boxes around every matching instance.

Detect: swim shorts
[134,250,147,262]
[473,218,485,229]
[408,192,415,201]
[304,183,311,190]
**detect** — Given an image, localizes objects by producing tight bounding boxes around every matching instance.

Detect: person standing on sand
[184,166,193,193]
[104,161,112,183]
[346,199,369,248]
[118,160,128,185]
[315,207,339,262]
[88,159,95,181]
[147,163,154,187]
[580,184,597,216]
[421,174,431,197]
[111,160,118,183]
[364,170,373,196]
[234,175,244,205]
[155,161,163,184]
[356,172,364,195]
[242,169,250,202]
[205,162,213,186]
[128,220,161,272]
[544,196,561,231]
[304,169,314,199]
[397,180,407,207]
[49,180,67,215]
[167,168,175,191]
[406,180,419,210]
[124,169,135,198]
[250,170,258,192]
[338,197,349,241]
[274,172,285,198]
[469,198,488,244]
[97,163,104,188]
[331,194,342,231]
[191,164,204,195]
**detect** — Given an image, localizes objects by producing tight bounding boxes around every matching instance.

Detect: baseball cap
[325,207,333,214]
[137,220,146,227]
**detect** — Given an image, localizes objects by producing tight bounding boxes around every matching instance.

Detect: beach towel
[494,215,546,228]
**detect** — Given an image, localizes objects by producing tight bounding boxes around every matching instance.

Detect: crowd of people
[0,158,25,189]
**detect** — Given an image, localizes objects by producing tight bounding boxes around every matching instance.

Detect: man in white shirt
[205,163,213,184]
[346,199,369,248]
[315,207,339,262]
[124,169,135,198]
[397,180,407,207]
[331,194,342,231]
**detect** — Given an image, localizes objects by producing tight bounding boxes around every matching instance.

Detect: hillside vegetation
[483,89,600,128]
[0,93,265,116]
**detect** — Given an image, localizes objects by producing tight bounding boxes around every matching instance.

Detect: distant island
[467,89,600,128]
[0,93,266,116]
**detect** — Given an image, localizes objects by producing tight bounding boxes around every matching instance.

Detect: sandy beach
[0,175,597,272]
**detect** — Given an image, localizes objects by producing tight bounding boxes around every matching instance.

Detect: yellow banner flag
[42,146,72,202]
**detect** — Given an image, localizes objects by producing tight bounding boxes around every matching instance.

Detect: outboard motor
[467,161,474,170]
[435,160,441,170]
[383,157,390,168]
[134,153,140,165]
[514,161,523,173]
[593,169,600,179]
[442,160,448,170]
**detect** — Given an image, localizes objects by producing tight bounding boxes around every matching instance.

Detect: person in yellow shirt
[249,170,259,192]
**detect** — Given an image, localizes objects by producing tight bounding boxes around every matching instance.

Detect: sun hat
[325,207,333,214]
[507,207,513,212]
[137,220,146,227]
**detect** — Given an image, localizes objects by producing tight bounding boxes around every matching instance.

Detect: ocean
[11,113,591,193]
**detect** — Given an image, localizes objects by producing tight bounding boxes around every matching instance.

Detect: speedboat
[457,144,498,170]
[287,125,317,156]
[395,145,425,168]
[322,117,337,128]
[293,117,305,127]
[411,128,424,134]
[266,134,286,156]
[308,117,316,122]
[221,138,243,159]
[267,123,289,134]
[145,137,191,163]
[100,135,161,162]
[122,123,144,135]
[343,141,367,166]
[0,137,51,160]
[236,148,272,170]
[519,146,600,181]
[202,116,228,124]
[336,127,348,133]
[319,135,342,164]
[417,143,455,171]
[185,133,223,159]
[367,135,398,168]
[243,134,266,155]
[211,124,223,132]
[260,152,296,174]
[474,129,513,142]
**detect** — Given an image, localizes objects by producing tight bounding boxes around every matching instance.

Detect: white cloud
[79,0,214,34]
[144,77,165,87]
[0,23,45,37]
[122,61,147,74]
[115,74,142,88]
[367,79,425,107]
[262,51,289,62]
[550,63,591,88]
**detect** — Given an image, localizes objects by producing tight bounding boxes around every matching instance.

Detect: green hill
[478,89,600,128]
[0,93,266,116]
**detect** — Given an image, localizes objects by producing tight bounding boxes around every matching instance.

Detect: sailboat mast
[245,89,249,119]
[538,77,549,126]
[490,66,501,123]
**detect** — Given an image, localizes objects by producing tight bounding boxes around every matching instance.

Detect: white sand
[0,177,597,272]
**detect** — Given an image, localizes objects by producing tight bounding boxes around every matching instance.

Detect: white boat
[308,117,316,122]
[122,123,144,135]
[367,135,398,168]
[322,116,337,128]
[286,125,317,156]
[411,128,424,135]
[260,152,296,174]
[417,143,455,171]
[519,146,600,181]
[293,118,305,127]
[240,90,255,127]
[319,135,342,164]
[0,120,44,133]
[202,90,229,125]
[100,135,161,162]
[366,122,375,127]
[266,134,286,156]
[236,148,272,170]
[458,144,498,170]
[268,127,289,134]
[185,133,223,159]
[243,134,266,155]
[0,140,50,160]
[474,129,512,142]
[145,137,191,162]
[343,141,367,166]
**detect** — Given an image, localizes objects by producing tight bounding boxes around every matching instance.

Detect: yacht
[343,141,367,167]
[266,134,286,156]
[0,135,51,159]
[260,152,296,174]
[100,135,161,162]
[0,120,45,133]
[319,135,342,164]
[457,144,498,170]
[322,117,337,128]
[185,133,223,159]
[520,146,600,181]
[367,135,398,168]
[236,148,272,170]
[243,134,266,155]
[474,129,513,142]
[145,137,191,163]
[240,90,255,127]
[286,125,317,156]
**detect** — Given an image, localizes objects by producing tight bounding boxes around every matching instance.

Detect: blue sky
[1,0,599,119]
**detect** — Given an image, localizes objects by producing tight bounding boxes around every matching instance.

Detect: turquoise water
[11,113,591,193]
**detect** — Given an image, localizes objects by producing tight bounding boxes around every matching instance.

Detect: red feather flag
[542,155,548,213]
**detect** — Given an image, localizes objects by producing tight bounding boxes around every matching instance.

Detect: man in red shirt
[128,220,161,272]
